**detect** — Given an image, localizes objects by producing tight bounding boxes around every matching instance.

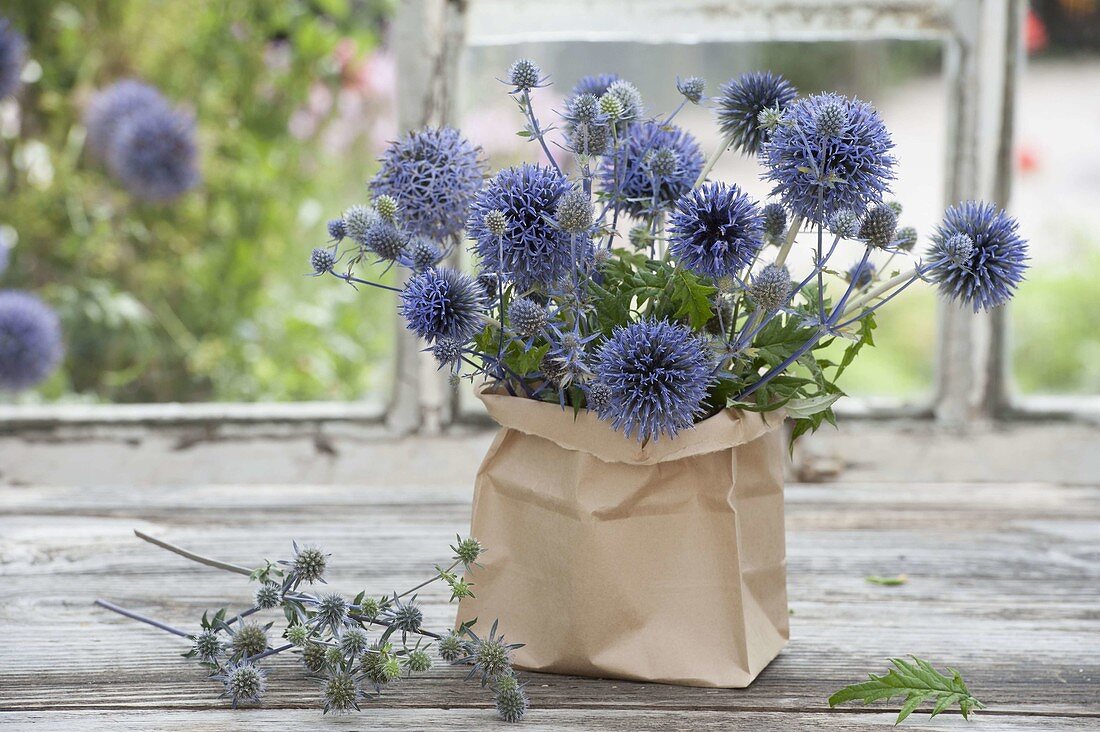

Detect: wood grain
[1,457,1097,729]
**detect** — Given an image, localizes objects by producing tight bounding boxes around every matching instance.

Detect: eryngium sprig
[895,226,918,252]
[507,297,548,339]
[321,671,362,714]
[438,632,465,662]
[370,127,484,239]
[404,649,433,674]
[716,71,798,156]
[594,319,714,442]
[217,663,267,708]
[362,220,405,261]
[230,623,269,658]
[677,76,706,104]
[600,121,704,217]
[762,203,787,240]
[585,381,612,412]
[398,237,443,272]
[254,582,282,610]
[382,597,423,635]
[399,267,487,344]
[507,58,541,91]
[339,627,370,656]
[465,620,521,686]
[310,247,336,274]
[555,190,594,233]
[290,544,328,586]
[192,629,224,663]
[750,264,792,312]
[668,182,763,279]
[858,203,898,248]
[761,93,895,224]
[926,201,1028,311]
[494,676,529,723]
[468,163,580,290]
[829,209,859,239]
[431,337,463,366]
[0,291,63,391]
[0,17,27,99]
[104,102,200,201]
[312,593,349,633]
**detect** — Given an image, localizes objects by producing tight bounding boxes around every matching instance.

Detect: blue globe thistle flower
[895,225,918,252]
[362,220,405,261]
[677,76,706,104]
[669,182,763,279]
[507,297,547,339]
[84,80,169,158]
[828,209,859,238]
[467,163,580,290]
[0,17,27,100]
[858,203,898,248]
[312,593,349,633]
[926,201,1028,311]
[381,595,423,634]
[716,72,798,156]
[507,58,542,91]
[761,93,895,224]
[107,104,200,201]
[398,236,443,272]
[431,337,463,366]
[848,260,876,289]
[595,319,714,442]
[310,247,336,274]
[749,263,792,312]
[601,80,645,129]
[0,291,63,391]
[599,121,704,217]
[438,631,465,662]
[399,267,487,344]
[762,203,787,240]
[370,127,484,240]
[585,380,612,412]
[327,219,346,242]
[254,582,282,610]
[215,662,267,708]
[571,73,621,99]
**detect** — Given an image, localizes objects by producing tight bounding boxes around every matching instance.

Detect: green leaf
[828,657,985,725]
[669,269,717,330]
[783,393,842,419]
[866,574,908,586]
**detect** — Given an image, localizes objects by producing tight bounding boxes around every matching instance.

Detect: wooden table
[1,438,1097,730]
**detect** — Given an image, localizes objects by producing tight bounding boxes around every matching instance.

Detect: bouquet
[312,60,1029,443]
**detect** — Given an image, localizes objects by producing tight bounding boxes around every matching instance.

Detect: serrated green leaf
[828,657,984,725]
[783,393,842,419]
[866,574,908,586]
[669,269,716,330]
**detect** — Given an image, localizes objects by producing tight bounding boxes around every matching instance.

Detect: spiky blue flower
[399,267,487,344]
[571,73,621,99]
[585,381,612,412]
[749,263,792,312]
[926,201,1028,312]
[0,291,63,391]
[106,103,200,201]
[438,632,465,662]
[282,543,328,588]
[84,80,168,157]
[761,93,895,224]
[327,219,346,242]
[214,662,267,708]
[431,337,463,366]
[494,676,529,723]
[762,203,787,240]
[507,58,542,91]
[669,182,763,279]
[370,127,483,239]
[230,623,269,659]
[848,260,875,289]
[600,121,704,217]
[507,297,547,339]
[362,220,405,261]
[595,319,714,442]
[677,76,706,104]
[858,203,898,247]
[310,247,336,274]
[716,72,798,156]
[338,627,370,656]
[321,671,362,715]
[468,163,581,290]
[398,236,443,272]
[254,582,282,610]
[0,17,27,100]
[381,596,423,634]
[312,593,349,633]
[191,628,224,663]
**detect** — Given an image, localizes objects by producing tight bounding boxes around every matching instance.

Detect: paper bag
[456,388,789,688]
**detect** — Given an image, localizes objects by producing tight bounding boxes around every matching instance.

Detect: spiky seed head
[508,58,541,91]
[255,582,282,610]
[373,194,399,221]
[302,642,327,672]
[646,147,679,178]
[438,632,464,662]
[895,226,918,252]
[193,629,224,662]
[342,204,376,244]
[887,200,903,217]
[605,80,644,123]
[569,92,600,124]
[494,679,529,723]
[293,545,328,585]
[477,272,500,300]
[762,203,787,240]
[405,649,432,674]
[327,219,346,241]
[814,100,848,138]
[508,298,548,339]
[315,593,348,630]
[225,664,266,706]
[454,536,484,566]
[716,71,799,156]
[592,248,613,267]
[363,220,405,261]
[586,381,612,413]
[749,264,792,312]
[339,627,370,656]
[431,337,463,366]
[540,354,567,387]
[324,646,345,667]
[598,92,624,120]
[322,672,361,715]
[555,190,593,233]
[232,624,269,658]
[384,599,423,633]
[401,237,443,272]
[757,105,784,134]
[484,209,508,238]
[473,637,513,681]
[859,203,898,248]
[359,597,381,621]
[285,624,310,647]
[943,232,975,265]
[382,656,402,682]
[677,76,706,104]
[400,266,488,344]
[310,247,336,274]
[362,643,400,687]
[829,209,860,238]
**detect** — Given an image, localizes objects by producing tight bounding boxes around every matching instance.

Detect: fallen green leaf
[866,574,908,586]
[828,657,984,725]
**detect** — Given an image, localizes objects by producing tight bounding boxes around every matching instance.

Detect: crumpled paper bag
[456,388,788,687]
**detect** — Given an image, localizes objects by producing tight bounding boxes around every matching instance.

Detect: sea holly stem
[134,530,252,576]
[520,89,561,173]
[694,134,732,187]
[326,270,402,293]
[394,559,462,600]
[833,273,922,330]
[94,599,189,638]
[840,264,921,318]
[773,213,805,268]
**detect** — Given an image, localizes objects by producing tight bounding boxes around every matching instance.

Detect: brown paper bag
[456,388,789,688]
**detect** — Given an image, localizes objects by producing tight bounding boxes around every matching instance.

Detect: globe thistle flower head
[571,73,621,99]
[431,337,463,366]
[310,247,336,274]
[603,79,644,125]
[217,663,267,708]
[382,596,423,635]
[451,535,484,567]
[677,76,706,104]
[285,624,310,647]
[107,104,200,201]
[749,263,792,312]
[312,593,349,633]
[895,225,918,252]
[324,645,345,668]
[813,99,848,138]
[585,381,612,413]
[255,582,282,610]
[507,297,548,339]
[327,219,346,242]
[359,596,381,621]
[362,220,405,261]
[887,200,903,217]
[438,632,465,662]
[669,182,764,279]
[231,623,269,659]
[761,93,895,224]
[467,163,577,290]
[288,543,329,586]
[0,291,63,391]
[0,17,26,100]
[476,271,500,302]
[337,627,369,657]
[716,71,798,155]
[321,671,362,714]
[598,93,624,121]
[373,194,399,221]
[301,641,327,672]
[192,629,224,663]
[370,127,484,239]
[362,643,401,689]
[848,260,876,289]
[484,209,508,238]
[858,203,898,248]
[762,203,787,240]
[84,80,169,157]
[399,266,487,344]
[404,649,432,674]
[595,319,714,443]
[646,147,679,178]
[600,121,703,217]
[465,620,521,686]
[829,209,859,238]
[564,92,611,156]
[926,201,1028,311]
[342,204,377,245]
[555,190,593,233]
[398,236,443,272]
[494,677,529,723]
[506,58,543,91]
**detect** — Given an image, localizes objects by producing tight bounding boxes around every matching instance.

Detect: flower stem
[134,530,254,576]
[394,559,461,600]
[840,265,920,317]
[694,134,731,187]
[327,270,402,293]
[521,89,561,173]
[94,599,190,638]
[245,643,293,664]
[773,214,804,268]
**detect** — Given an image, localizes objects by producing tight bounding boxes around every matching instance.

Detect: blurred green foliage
[0,0,394,402]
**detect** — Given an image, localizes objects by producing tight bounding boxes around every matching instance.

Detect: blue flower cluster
[716,71,798,156]
[399,267,487,344]
[669,182,763,279]
[0,290,63,391]
[600,121,704,217]
[0,16,26,100]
